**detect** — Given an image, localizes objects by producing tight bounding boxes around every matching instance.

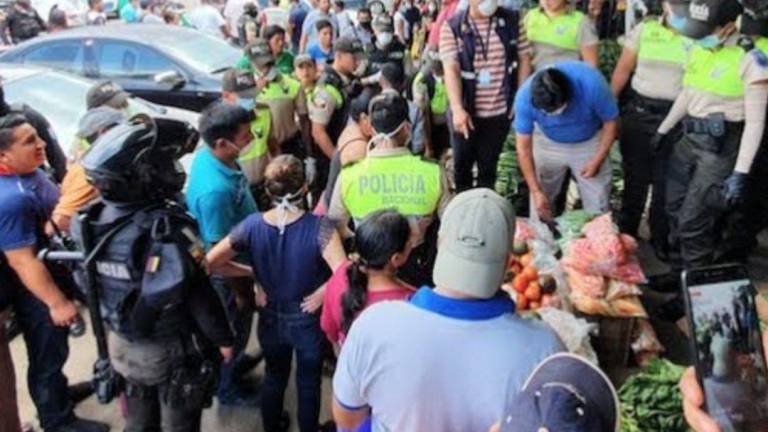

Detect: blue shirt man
[513,61,619,221]
[186,146,257,249]
[186,102,257,249]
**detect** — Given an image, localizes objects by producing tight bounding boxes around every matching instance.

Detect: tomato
[513,274,528,293]
[524,282,541,301]
[516,292,529,310]
[521,266,538,283]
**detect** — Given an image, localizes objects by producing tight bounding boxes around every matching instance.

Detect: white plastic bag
[538,307,599,364]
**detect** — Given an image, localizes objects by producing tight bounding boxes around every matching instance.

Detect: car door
[91,39,201,110]
[17,39,87,74]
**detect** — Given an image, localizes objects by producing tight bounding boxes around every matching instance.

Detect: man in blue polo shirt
[332,189,564,432]
[186,102,259,407]
[0,114,108,432]
[513,61,619,221]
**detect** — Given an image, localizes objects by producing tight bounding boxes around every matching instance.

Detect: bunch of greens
[618,359,687,432]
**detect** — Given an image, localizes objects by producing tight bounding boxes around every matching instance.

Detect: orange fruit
[524,282,541,301]
[516,292,529,310]
[522,266,538,283]
[513,274,528,293]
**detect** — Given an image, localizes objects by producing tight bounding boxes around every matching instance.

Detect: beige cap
[433,188,515,299]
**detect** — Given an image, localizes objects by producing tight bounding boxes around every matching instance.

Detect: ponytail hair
[341,209,410,334]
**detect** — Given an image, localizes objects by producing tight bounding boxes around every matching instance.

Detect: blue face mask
[237,97,255,111]
[696,34,722,49]
[667,13,687,31]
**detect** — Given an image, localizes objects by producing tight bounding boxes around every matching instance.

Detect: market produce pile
[618,359,687,432]
[502,212,665,365]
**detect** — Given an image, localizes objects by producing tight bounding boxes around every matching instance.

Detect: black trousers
[617,94,676,252]
[448,114,510,192]
[666,123,743,269]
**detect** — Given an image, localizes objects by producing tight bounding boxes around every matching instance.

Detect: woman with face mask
[366,13,410,74]
[609,0,693,260]
[651,0,768,303]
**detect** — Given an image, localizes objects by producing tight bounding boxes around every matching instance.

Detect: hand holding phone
[682,264,768,432]
[681,331,768,432]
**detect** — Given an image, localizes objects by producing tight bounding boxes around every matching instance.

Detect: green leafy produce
[495,133,529,215]
[618,359,687,432]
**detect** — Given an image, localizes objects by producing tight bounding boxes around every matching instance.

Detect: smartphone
[682,264,768,432]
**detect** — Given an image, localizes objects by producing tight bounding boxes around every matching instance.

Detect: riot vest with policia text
[340,153,441,220]
[446,7,520,117]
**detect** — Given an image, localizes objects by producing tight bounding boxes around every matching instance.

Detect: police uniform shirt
[308,72,350,126]
[520,8,598,70]
[257,74,308,145]
[622,19,693,101]
[327,147,452,246]
[684,35,768,122]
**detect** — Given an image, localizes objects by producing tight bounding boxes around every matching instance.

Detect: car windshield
[159,32,241,74]
[3,71,167,156]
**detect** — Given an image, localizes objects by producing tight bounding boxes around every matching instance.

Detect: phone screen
[686,274,768,432]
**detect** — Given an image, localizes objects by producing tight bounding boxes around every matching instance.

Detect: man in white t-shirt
[332,189,565,432]
[187,0,232,39]
[223,0,248,35]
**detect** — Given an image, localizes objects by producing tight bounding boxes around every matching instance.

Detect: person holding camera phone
[681,330,768,432]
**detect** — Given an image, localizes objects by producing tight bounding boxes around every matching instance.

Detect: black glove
[649,133,666,155]
[723,172,750,207]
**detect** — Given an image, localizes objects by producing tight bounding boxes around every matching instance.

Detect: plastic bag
[564,265,606,298]
[556,210,598,247]
[538,307,599,365]
[514,218,536,244]
[570,292,649,318]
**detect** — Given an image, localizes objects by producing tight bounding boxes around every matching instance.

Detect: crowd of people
[1,0,768,430]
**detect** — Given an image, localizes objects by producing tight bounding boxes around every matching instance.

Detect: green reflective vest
[524,8,584,51]
[239,106,272,162]
[257,75,302,102]
[637,20,690,65]
[340,154,441,219]
[414,71,448,116]
[756,38,768,54]
[683,44,745,98]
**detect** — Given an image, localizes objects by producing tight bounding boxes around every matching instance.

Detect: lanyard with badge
[469,16,494,87]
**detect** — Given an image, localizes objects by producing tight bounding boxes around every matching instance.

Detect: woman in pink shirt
[321,209,415,351]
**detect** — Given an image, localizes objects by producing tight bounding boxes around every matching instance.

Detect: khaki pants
[0,309,21,432]
[530,131,612,220]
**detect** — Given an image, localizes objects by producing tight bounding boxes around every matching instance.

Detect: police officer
[719,12,768,259]
[655,0,768,269]
[328,91,452,286]
[246,38,312,161]
[366,14,408,75]
[519,0,600,82]
[309,36,364,202]
[73,116,234,431]
[221,69,273,197]
[411,51,449,159]
[610,0,692,257]
[2,0,45,44]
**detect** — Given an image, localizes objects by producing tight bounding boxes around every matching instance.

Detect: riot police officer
[72,116,234,431]
[655,0,768,269]
[328,90,452,286]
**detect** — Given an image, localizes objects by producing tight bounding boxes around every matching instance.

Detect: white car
[2,64,200,170]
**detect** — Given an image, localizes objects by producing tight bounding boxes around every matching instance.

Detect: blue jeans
[258,303,324,432]
[12,286,74,430]
[212,277,254,400]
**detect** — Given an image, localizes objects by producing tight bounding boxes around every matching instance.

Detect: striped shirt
[439,14,528,118]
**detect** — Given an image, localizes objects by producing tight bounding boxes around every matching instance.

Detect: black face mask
[360,20,372,30]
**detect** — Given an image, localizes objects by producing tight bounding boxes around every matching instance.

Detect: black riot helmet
[82,115,199,203]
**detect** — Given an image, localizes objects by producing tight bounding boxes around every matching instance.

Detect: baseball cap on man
[86,81,130,110]
[334,36,365,54]
[294,53,315,68]
[77,106,125,139]
[372,13,394,32]
[222,69,257,98]
[245,39,275,67]
[433,188,515,299]
[500,353,620,432]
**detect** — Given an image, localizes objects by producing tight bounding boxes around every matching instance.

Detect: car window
[21,41,85,72]
[96,41,177,77]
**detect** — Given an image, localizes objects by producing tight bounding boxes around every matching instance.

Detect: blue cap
[501,353,620,432]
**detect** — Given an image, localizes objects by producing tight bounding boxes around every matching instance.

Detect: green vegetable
[618,359,687,432]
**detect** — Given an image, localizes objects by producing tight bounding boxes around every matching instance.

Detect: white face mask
[366,120,410,155]
[544,103,567,116]
[477,0,498,17]
[226,139,245,155]
[377,32,393,46]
